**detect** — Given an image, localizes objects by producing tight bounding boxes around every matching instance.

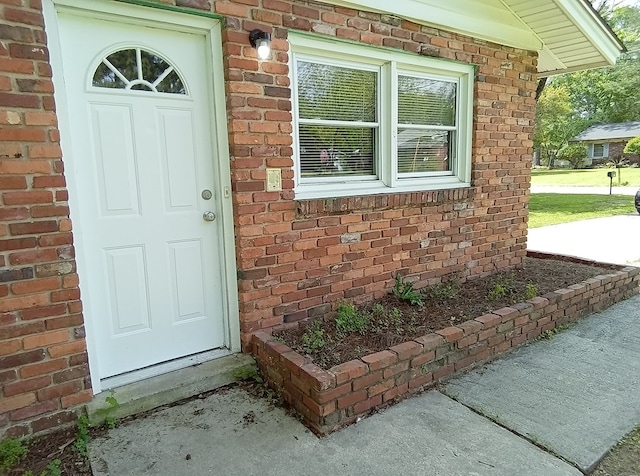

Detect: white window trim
[289,33,474,200]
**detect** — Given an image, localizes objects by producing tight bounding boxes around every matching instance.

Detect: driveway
[527,214,640,266]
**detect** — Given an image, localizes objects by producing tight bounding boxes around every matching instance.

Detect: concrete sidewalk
[88,294,640,475]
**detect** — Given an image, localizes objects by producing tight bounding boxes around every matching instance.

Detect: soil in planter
[276,257,613,370]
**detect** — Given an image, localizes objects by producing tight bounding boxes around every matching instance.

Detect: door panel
[157,108,199,210]
[90,104,140,215]
[58,13,227,379]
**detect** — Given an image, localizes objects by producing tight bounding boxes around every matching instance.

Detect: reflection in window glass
[92,48,186,95]
[296,60,378,178]
[299,125,375,177]
[397,74,457,176]
[92,62,127,89]
[398,76,456,126]
[297,61,376,122]
[397,130,454,174]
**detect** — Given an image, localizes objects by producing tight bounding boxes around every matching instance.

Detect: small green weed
[427,279,459,301]
[233,367,263,384]
[92,392,120,430]
[488,275,518,301]
[488,282,507,300]
[0,437,27,474]
[539,325,569,340]
[301,320,325,353]
[73,415,91,457]
[369,304,407,335]
[391,275,424,307]
[524,283,538,300]
[104,394,119,429]
[24,459,62,476]
[335,303,369,335]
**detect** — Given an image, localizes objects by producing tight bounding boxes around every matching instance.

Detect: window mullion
[291,55,302,189]
[388,61,398,188]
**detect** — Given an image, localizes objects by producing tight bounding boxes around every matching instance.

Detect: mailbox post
[607,170,616,195]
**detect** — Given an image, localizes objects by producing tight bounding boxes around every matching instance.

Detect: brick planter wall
[252,255,640,435]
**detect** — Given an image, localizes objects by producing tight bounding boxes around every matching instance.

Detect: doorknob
[203,211,216,222]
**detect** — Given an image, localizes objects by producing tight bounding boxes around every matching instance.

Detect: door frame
[43,0,240,394]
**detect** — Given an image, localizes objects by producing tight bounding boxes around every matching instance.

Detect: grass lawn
[528,194,636,228]
[531,168,640,187]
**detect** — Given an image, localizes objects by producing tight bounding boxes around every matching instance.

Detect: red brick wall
[0,1,91,438]
[211,0,537,347]
[609,141,640,165]
[0,0,536,438]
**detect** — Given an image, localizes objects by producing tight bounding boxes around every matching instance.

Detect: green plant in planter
[0,437,27,474]
[301,320,325,353]
[392,275,424,307]
[427,276,460,301]
[335,303,369,335]
[24,459,62,476]
[524,283,538,300]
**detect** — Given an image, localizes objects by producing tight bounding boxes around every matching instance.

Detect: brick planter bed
[251,252,640,435]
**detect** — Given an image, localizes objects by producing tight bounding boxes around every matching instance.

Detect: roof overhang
[318,0,625,76]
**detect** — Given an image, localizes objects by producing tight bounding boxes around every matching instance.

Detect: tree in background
[623,135,640,155]
[534,2,640,164]
[533,86,587,168]
[557,144,588,169]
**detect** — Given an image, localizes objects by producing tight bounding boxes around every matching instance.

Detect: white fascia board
[540,60,613,77]
[322,0,543,50]
[554,0,624,66]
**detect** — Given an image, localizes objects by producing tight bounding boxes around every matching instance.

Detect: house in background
[0,0,623,439]
[571,121,640,165]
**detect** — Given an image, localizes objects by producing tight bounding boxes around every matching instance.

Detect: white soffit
[319,0,624,75]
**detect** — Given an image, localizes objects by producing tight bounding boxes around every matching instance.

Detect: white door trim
[43,0,240,394]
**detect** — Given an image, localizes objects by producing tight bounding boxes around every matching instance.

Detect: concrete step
[86,353,256,425]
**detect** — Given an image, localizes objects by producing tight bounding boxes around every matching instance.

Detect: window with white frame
[290,34,474,200]
[591,143,608,158]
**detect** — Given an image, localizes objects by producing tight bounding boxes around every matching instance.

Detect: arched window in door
[92,48,186,94]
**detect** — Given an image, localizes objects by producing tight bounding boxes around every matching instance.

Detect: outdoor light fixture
[249,29,271,60]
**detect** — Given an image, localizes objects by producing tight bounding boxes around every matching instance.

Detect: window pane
[398,75,456,126]
[397,129,453,174]
[298,125,375,177]
[92,62,126,89]
[140,51,170,84]
[156,70,186,94]
[593,144,604,157]
[297,61,376,122]
[103,49,138,83]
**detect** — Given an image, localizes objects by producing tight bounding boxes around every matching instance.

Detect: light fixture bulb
[249,29,271,61]
[257,39,270,60]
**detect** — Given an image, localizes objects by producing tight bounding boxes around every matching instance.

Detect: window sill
[294,178,470,201]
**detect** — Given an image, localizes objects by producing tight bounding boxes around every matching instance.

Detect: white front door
[55,10,230,379]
